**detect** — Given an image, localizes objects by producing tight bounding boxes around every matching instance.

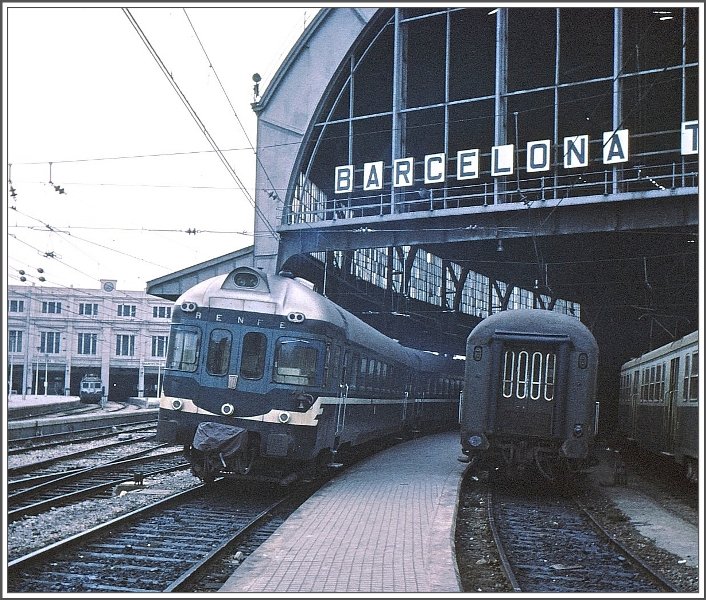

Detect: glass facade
[290,7,697,221]
[285,7,697,321]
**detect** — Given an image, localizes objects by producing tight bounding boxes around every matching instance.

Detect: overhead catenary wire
[122,8,279,241]
[182,8,286,208]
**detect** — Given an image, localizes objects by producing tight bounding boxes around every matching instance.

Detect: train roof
[621,330,699,370]
[176,267,458,373]
[467,309,598,352]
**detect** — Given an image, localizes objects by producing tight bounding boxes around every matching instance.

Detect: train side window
[682,354,690,400]
[273,338,319,386]
[323,343,331,387]
[166,326,201,372]
[240,332,267,379]
[360,356,368,390]
[685,351,698,401]
[206,329,232,376]
[350,353,359,390]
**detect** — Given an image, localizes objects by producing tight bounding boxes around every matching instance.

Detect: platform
[220,430,468,594]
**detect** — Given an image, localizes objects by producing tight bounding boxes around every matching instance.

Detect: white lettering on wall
[332,123,697,192]
[603,129,629,164]
[424,153,446,183]
[681,121,699,155]
[335,165,354,193]
[457,149,479,180]
[526,140,551,173]
[363,161,384,191]
[393,157,415,187]
[564,135,588,168]
[491,144,514,176]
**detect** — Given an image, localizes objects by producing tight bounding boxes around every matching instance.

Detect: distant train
[157,267,464,484]
[618,330,699,483]
[459,309,599,481]
[79,374,103,404]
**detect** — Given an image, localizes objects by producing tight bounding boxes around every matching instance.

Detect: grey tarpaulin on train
[192,422,248,459]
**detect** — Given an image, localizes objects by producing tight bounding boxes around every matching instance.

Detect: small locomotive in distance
[460,308,599,481]
[79,373,103,404]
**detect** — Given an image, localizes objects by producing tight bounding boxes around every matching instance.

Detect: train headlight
[573,423,584,437]
[221,403,235,416]
[287,312,305,323]
[181,301,197,313]
[278,411,291,424]
[171,399,184,411]
[468,435,483,447]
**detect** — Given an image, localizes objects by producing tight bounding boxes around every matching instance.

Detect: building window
[117,304,136,317]
[41,301,62,314]
[9,299,24,313]
[40,331,61,353]
[116,334,136,356]
[152,306,172,319]
[79,303,99,316]
[78,332,98,355]
[152,335,168,358]
[9,330,23,353]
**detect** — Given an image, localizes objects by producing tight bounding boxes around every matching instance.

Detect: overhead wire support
[122,8,279,241]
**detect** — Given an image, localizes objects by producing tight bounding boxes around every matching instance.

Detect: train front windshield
[166,326,201,372]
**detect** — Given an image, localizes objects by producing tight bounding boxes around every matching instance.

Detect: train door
[202,327,238,393]
[496,343,560,437]
[335,350,349,438]
[665,357,680,453]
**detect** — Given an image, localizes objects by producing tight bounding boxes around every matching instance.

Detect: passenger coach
[618,330,699,482]
[460,309,599,481]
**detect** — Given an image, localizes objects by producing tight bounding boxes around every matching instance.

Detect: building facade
[7,280,173,401]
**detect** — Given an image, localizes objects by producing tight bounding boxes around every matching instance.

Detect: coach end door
[497,344,558,437]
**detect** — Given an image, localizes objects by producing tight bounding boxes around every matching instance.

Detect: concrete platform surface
[220,430,467,594]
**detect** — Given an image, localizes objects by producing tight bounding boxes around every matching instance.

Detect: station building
[148,6,699,362]
[7,280,173,401]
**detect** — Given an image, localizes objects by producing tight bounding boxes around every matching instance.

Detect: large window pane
[166,326,201,373]
[206,329,232,376]
[274,338,320,386]
[240,332,267,380]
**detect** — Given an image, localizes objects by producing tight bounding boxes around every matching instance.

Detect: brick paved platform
[220,430,468,593]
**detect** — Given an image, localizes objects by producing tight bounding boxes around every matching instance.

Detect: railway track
[7,480,316,593]
[8,415,157,453]
[8,449,189,523]
[8,422,157,455]
[485,483,679,593]
[8,434,160,478]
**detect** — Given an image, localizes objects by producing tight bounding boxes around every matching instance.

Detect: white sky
[3,3,319,292]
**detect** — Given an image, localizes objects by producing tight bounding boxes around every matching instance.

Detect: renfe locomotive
[157,267,463,484]
[618,330,699,483]
[459,309,599,481]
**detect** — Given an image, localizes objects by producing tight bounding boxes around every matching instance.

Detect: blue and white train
[618,330,699,483]
[157,267,464,484]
